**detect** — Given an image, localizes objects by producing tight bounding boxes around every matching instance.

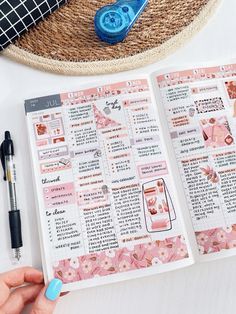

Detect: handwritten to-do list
[25,79,188,289]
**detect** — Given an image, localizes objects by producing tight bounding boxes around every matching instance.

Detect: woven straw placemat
[3,0,221,75]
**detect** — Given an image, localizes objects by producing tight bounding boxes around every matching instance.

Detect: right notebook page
[152,60,236,261]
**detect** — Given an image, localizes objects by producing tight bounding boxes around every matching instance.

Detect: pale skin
[0,267,60,314]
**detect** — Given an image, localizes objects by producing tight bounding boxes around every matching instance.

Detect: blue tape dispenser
[94,0,148,44]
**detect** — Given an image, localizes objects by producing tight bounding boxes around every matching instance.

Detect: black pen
[0,131,23,261]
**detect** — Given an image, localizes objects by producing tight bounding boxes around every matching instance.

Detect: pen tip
[14,248,21,261]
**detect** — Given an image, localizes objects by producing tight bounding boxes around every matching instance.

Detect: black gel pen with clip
[0,131,23,261]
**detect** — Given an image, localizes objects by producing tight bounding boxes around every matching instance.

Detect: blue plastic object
[45,279,63,301]
[94,0,148,44]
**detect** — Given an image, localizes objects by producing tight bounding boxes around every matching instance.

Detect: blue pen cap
[94,0,148,44]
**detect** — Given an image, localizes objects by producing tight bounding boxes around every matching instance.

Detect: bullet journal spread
[25,59,236,292]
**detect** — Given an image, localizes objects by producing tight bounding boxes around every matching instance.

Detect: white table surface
[1,0,236,313]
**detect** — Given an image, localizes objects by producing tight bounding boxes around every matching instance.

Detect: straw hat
[3,0,221,75]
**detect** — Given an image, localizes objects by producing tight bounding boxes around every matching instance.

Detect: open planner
[25,59,236,292]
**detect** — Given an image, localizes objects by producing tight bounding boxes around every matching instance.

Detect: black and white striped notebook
[0,0,68,51]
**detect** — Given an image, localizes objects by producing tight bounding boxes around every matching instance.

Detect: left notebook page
[24,78,193,292]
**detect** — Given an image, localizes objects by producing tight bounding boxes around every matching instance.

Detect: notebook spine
[0,0,68,51]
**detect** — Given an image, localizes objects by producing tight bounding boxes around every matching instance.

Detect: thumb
[30,279,63,314]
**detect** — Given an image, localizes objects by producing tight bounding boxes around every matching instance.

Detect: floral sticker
[196,224,236,255]
[200,116,234,149]
[93,105,120,129]
[53,235,188,284]
[225,81,236,99]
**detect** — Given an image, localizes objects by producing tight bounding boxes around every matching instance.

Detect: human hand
[0,267,63,314]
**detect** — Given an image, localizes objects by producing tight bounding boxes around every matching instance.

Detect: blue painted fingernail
[45,279,63,301]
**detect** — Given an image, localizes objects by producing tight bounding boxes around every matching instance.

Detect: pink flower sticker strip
[196,224,236,255]
[53,235,188,283]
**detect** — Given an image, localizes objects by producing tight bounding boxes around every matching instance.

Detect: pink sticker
[40,159,71,174]
[138,162,168,179]
[60,80,149,105]
[157,64,236,88]
[38,145,69,160]
[196,224,236,255]
[43,183,75,208]
[36,139,49,147]
[53,235,188,283]
[77,188,108,206]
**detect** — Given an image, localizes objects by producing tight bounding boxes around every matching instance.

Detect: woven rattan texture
[3,0,220,74]
[14,0,210,62]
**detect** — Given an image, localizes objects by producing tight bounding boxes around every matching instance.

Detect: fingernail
[45,279,63,301]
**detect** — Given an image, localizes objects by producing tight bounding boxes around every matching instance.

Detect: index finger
[0,267,43,307]
[0,267,43,288]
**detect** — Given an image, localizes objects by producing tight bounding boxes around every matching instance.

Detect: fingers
[0,267,43,288]
[0,284,43,314]
[0,267,43,307]
[30,279,63,314]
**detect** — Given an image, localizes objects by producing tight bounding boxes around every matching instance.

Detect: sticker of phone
[160,180,176,222]
[142,178,176,233]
